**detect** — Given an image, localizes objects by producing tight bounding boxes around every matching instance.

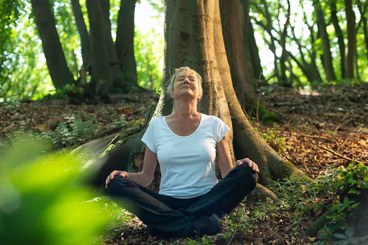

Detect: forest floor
[0,83,367,244]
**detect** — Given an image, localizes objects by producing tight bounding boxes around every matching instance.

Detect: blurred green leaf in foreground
[0,136,110,244]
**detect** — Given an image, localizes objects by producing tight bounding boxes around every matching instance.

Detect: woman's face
[171,70,201,100]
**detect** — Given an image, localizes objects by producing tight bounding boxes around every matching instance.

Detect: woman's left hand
[235,158,260,173]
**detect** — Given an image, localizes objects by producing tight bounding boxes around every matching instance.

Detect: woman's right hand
[105,170,129,187]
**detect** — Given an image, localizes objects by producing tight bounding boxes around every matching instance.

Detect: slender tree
[344,0,357,78]
[30,0,75,89]
[279,0,291,86]
[71,0,91,72]
[330,0,346,79]
[357,0,368,62]
[288,23,322,83]
[314,0,336,81]
[300,0,322,82]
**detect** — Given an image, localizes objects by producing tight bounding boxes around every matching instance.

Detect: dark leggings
[106,164,257,237]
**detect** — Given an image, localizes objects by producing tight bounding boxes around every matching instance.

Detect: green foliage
[269,162,368,242]
[335,162,368,195]
[324,162,368,232]
[53,0,81,78]
[0,0,22,85]
[147,0,164,14]
[0,136,110,244]
[134,29,163,92]
[260,128,287,153]
[222,206,251,239]
[332,226,368,245]
[248,98,278,123]
[48,116,98,148]
[0,1,54,101]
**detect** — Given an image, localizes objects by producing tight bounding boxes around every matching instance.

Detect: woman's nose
[183,77,190,84]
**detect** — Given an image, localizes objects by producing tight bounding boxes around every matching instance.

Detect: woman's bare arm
[105,147,158,187]
[216,135,234,178]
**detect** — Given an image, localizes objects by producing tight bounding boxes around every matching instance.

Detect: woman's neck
[171,100,199,118]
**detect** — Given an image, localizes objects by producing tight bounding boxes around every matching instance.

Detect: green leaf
[333,233,347,239]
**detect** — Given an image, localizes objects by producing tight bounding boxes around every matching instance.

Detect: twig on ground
[227,229,237,245]
[318,145,362,163]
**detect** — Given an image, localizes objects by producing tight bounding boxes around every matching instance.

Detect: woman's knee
[237,164,258,189]
[105,176,132,196]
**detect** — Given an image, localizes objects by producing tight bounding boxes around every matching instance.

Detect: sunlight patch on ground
[298,85,320,96]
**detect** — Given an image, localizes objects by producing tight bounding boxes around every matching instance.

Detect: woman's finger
[237,158,260,173]
[105,170,120,187]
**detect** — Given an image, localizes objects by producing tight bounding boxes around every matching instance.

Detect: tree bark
[330,0,346,79]
[85,0,310,189]
[220,0,256,108]
[30,0,74,89]
[162,0,307,185]
[71,0,91,71]
[314,1,336,81]
[344,0,357,79]
[116,0,138,85]
[100,0,125,90]
[86,0,113,98]
[357,0,368,62]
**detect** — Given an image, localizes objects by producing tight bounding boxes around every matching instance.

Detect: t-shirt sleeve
[141,117,158,153]
[215,117,230,142]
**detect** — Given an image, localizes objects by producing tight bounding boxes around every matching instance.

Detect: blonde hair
[167,66,203,100]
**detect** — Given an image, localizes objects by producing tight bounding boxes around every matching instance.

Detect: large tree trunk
[116,0,138,85]
[220,0,256,107]
[88,0,308,188]
[344,0,357,79]
[100,0,125,90]
[314,1,336,81]
[162,0,306,185]
[30,0,74,89]
[86,0,113,98]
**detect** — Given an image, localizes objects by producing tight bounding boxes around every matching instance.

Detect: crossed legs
[106,164,257,237]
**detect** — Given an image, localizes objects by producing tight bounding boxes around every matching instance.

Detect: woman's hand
[235,158,260,173]
[105,170,129,187]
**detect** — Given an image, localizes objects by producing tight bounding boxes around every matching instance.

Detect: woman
[105,66,259,237]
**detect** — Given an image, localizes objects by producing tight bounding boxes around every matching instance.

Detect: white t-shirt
[141,113,230,198]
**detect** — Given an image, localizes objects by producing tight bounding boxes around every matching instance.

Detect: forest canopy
[0,0,367,101]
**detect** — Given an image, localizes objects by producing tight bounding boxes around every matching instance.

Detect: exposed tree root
[247,183,278,202]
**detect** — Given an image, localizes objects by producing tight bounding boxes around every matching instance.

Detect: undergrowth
[101,162,368,244]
